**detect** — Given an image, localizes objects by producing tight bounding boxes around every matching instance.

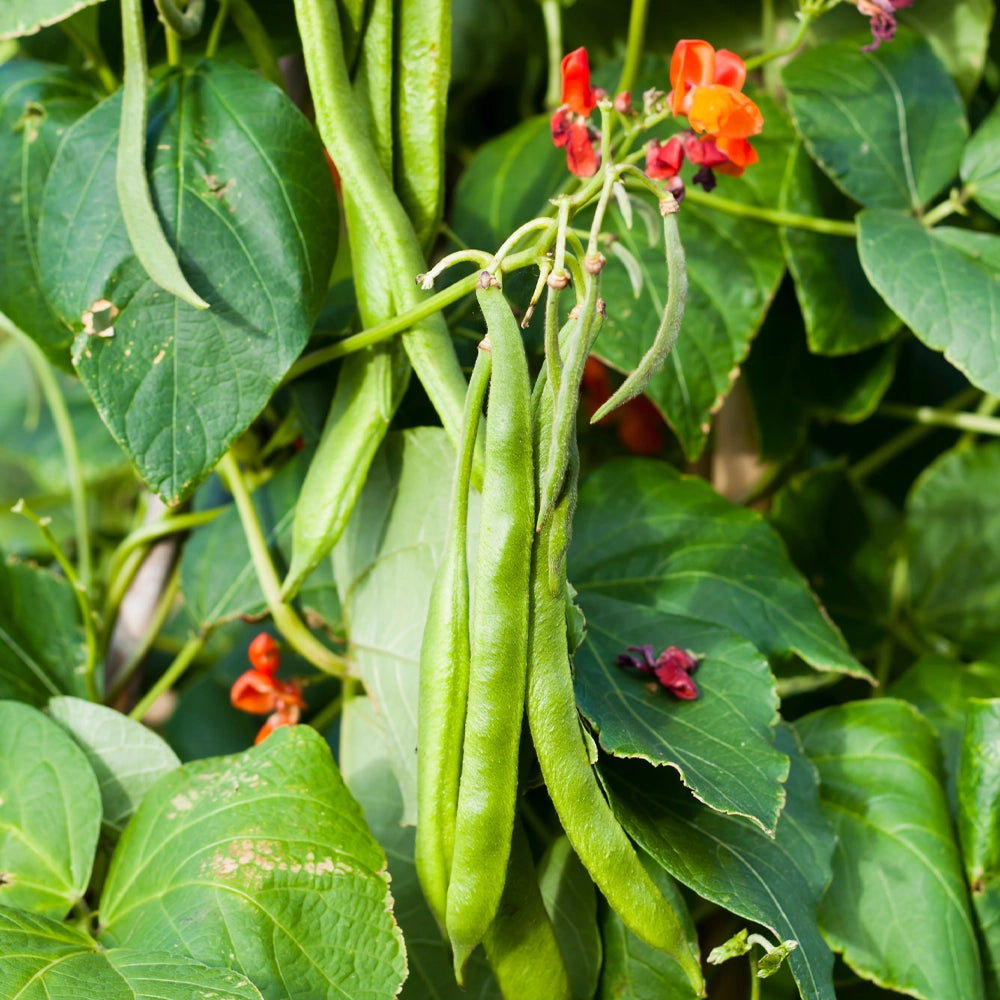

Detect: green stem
[540,0,564,110]
[873,554,909,692]
[850,386,981,481]
[129,632,206,721]
[957,393,1000,450]
[218,451,347,676]
[165,27,182,66]
[876,401,1000,436]
[205,0,229,56]
[3,316,93,591]
[12,500,100,700]
[616,0,649,97]
[307,689,347,735]
[227,0,284,89]
[744,10,813,71]
[749,954,761,1000]
[153,0,206,37]
[58,17,119,92]
[683,187,857,235]
[920,186,973,228]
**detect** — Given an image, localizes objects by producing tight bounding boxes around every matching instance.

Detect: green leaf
[780,140,899,355]
[595,93,790,459]
[0,62,98,367]
[858,209,1000,398]
[575,595,788,832]
[570,458,870,679]
[797,699,984,1000]
[538,836,602,1000]
[597,856,701,1000]
[333,428,478,826]
[339,694,496,999]
[0,0,106,39]
[99,725,407,1000]
[450,114,566,253]
[603,725,838,1000]
[783,30,967,210]
[889,656,1000,806]
[38,61,338,503]
[0,700,100,917]
[904,444,1000,656]
[0,556,88,704]
[0,907,264,1000]
[961,97,1000,222]
[48,696,180,837]
[958,698,1000,995]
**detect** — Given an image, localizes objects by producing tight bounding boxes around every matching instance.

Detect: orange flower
[670,40,747,116]
[231,637,306,744]
[561,47,598,117]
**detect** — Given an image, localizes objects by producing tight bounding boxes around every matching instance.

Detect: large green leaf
[339,694,496,999]
[858,209,1000,398]
[48,696,180,837]
[0,907,264,1000]
[903,444,1000,656]
[779,140,899,355]
[575,594,787,832]
[0,556,88,704]
[797,699,984,1000]
[595,93,790,459]
[570,459,869,679]
[958,699,1000,996]
[0,701,100,918]
[783,30,967,210]
[961,96,1000,222]
[0,0,106,39]
[0,62,97,367]
[603,725,837,1000]
[38,61,337,503]
[99,725,406,1000]
[333,427,478,826]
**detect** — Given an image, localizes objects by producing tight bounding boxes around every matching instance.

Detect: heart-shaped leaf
[48,696,180,837]
[0,557,88,705]
[603,725,837,1000]
[797,699,984,1000]
[783,30,967,210]
[0,62,98,367]
[858,210,1000,399]
[574,594,787,832]
[0,701,100,918]
[0,907,264,1000]
[38,60,337,503]
[570,458,869,679]
[99,724,406,1000]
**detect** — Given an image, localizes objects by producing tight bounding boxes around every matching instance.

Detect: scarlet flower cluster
[616,644,701,700]
[230,633,305,744]
[550,40,764,195]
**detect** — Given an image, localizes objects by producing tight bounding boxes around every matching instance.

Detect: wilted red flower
[616,643,700,699]
[857,0,913,51]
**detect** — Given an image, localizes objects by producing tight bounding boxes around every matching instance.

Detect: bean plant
[0,0,998,998]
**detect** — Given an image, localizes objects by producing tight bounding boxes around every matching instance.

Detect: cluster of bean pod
[416,254,703,998]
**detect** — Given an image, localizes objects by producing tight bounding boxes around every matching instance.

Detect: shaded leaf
[99,725,406,1000]
[0,556,88,704]
[0,907,264,1000]
[603,725,837,1000]
[570,458,869,678]
[333,428,479,826]
[48,696,180,837]
[779,140,899,355]
[0,700,100,917]
[0,0,105,39]
[962,97,1000,222]
[904,444,1000,656]
[797,699,984,1000]
[575,594,788,831]
[595,93,790,459]
[783,30,967,210]
[38,61,337,503]
[0,61,98,367]
[858,210,1000,399]
[958,698,1000,996]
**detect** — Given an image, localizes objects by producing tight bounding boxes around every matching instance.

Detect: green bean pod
[415,344,491,930]
[481,818,572,1000]
[590,211,687,423]
[118,0,208,309]
[152,0,206,37]
[446,280,535,979]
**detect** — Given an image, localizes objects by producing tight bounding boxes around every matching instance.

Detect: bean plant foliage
[1,0,998,998]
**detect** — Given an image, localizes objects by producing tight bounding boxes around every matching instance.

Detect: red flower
[645,136,685,180]
[616,643,700,700]
[550,47,604,177]
[247,633,280,675]
[561,47,598,116]
[231,640,306,744]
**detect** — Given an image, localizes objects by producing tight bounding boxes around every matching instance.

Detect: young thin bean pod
[590,209,687,423]
[446,278,535,980]
[415,344,491,931]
